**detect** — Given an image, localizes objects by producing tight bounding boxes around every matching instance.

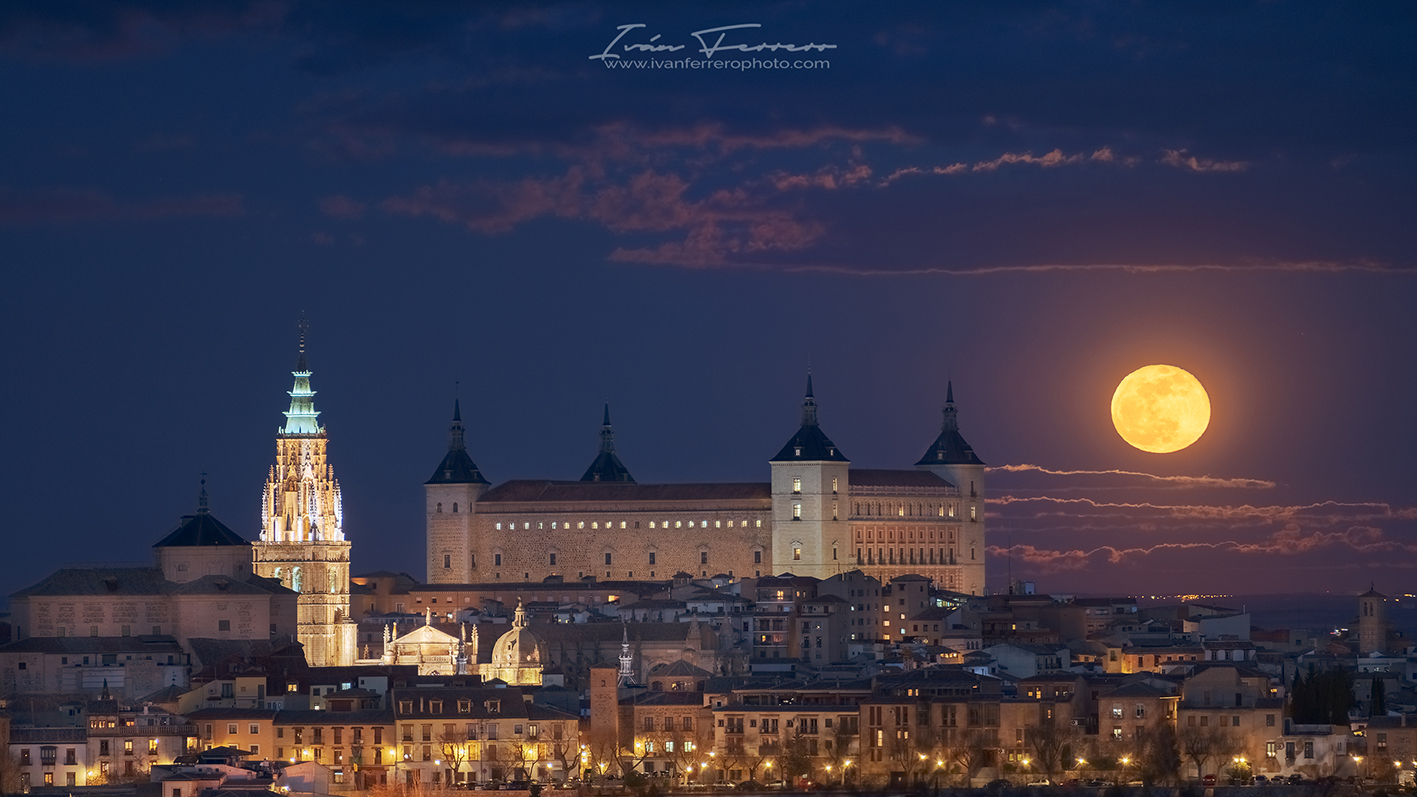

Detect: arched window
[273,566,283,584]
[436,503,442,513]
[291,566,303,593]
[453,503,458,513]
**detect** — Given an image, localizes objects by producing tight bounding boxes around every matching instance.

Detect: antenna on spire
[198,472,210,514]
[296,315,310,372]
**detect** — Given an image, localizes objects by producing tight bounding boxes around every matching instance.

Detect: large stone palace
[425,377,988,594]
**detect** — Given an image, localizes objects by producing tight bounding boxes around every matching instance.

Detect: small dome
[491,601,545,669]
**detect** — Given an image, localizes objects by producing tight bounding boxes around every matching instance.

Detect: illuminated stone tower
[252,320,355,666]
[426,398,489,583]
[916,381,987,595]
[770,375,850,579]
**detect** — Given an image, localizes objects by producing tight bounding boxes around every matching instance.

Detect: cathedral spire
[281,318,322,435]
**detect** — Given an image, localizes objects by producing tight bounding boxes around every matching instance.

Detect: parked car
[1027,779,1052,786]
[1253,775,1270,785]
[1202,774,1217,787]
[1287,774,1305,785]
[986,779,1014,789]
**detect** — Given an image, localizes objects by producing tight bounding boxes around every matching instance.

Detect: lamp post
[764,760,773,785]
[1352,755,1364,786]
[1119,756,1131,786]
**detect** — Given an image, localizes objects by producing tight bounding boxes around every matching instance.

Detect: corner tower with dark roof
[769,375,851,579]
[915,381,986,594]
[426,398,491,584]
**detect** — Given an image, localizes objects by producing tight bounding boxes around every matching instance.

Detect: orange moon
[1111,365,1211,453]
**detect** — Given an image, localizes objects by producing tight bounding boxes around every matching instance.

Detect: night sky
[2,2,1414,600]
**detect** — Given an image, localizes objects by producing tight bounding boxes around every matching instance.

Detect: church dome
[491,601,545,670]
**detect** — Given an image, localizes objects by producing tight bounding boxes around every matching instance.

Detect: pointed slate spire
[600,403,615,453]
[426,397,489,484]
[771,373,847,462]
[941,380,959,432]
[801,373,819,427]
[581,404,635,483]
[916,380,985,466]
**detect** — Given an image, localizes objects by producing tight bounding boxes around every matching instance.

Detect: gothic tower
[252,320,355,666]
[915,381,987,595]
[770,375,850,579]
[426,398,489,583]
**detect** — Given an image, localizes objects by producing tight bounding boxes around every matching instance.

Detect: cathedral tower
[770,375,850,579]
[252,320,355,666]
[915,381,986,595]
[426,398,489,583]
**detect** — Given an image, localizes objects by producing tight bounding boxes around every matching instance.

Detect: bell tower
[252,319,355,666]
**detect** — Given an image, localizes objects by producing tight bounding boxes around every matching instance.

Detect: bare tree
[1136,717,1181,785]
[951,730,992,787]
[0,752,25,794]
[438,727,470,783]
[1026,722,1081,784]
[1178,725,1233,781]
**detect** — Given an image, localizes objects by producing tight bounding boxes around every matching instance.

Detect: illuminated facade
[253,322,356,667]
[426,380,987,595]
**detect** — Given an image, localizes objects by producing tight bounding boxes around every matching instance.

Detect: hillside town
[1,338,1409,797]
[3,555,1414,795]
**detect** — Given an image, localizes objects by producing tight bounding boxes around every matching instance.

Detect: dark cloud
[0,186,244,223]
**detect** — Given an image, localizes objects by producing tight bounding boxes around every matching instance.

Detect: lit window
[592,522,598,529]
[793,503,802,519]
[495,523,502,530]
[793,547,802,561]
[675,521,682,528]
[578,521,584,529]
[792,477,802,493]
[649,522,655,528]
[756,520,762,527]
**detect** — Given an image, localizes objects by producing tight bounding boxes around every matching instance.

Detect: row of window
[857,547,973,564]
[857,527,958,543]
[493,519,763,531]
[483,550,763,568]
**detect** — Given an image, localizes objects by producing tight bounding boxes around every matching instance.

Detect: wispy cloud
[780,259,1408,276]
[382,168,823,266]
[878,147,1123,186]
[1160,149,1249,173]
[989,463,1276,490]
[0,186,244,224]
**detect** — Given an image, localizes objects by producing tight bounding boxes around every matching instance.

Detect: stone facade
[426,380,987,595]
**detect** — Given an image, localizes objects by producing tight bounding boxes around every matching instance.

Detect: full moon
[1111,365,1211,453]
